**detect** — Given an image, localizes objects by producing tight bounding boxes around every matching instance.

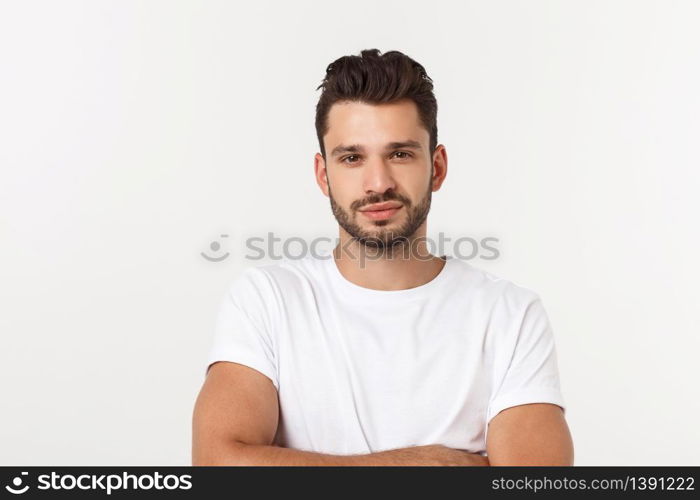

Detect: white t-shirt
[204,251,566,456]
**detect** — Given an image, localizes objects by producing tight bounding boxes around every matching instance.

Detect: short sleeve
[204,268,279,390]
[486,294,566,428]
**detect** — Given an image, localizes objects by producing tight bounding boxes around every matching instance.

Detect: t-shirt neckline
[324,250,454,301]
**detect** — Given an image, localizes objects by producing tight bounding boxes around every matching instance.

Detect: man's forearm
[197,442,490,466]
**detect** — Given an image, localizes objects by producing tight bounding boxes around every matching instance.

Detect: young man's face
[315,98,446,250]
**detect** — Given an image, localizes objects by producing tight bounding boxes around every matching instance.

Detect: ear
[431,144,448,191]
[314,152,330,197]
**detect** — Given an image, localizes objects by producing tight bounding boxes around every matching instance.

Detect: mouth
[359,203,403,221]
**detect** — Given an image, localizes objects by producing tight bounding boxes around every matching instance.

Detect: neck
[332,228,445,291]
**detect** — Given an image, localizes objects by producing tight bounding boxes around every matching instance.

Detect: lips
[359,202,403,221]
[359,201,403,212]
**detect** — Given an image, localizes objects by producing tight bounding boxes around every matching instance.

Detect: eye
[340,152,412,164]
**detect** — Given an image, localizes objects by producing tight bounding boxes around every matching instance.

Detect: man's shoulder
[449,258,542,308]
[224,254,323,296]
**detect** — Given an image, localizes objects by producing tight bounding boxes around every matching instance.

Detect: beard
[328,175,432,257]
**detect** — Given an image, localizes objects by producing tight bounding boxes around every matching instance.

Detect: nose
[362,157,397,195]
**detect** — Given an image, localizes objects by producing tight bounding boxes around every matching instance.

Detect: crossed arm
[192,362,574,466]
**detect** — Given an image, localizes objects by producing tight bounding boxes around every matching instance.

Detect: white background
[1,0,698,465]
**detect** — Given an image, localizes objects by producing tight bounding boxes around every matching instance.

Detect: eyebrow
[330,140,423,157]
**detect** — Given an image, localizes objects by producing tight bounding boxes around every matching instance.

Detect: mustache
[352,194,409,211]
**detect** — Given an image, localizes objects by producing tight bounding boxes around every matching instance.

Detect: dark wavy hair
[315,48,438,161]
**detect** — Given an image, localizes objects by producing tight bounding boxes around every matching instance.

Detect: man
[192,48,574,466]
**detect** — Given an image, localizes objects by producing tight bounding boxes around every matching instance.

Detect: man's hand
[347,444,489,466]
[201,441,489,466]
